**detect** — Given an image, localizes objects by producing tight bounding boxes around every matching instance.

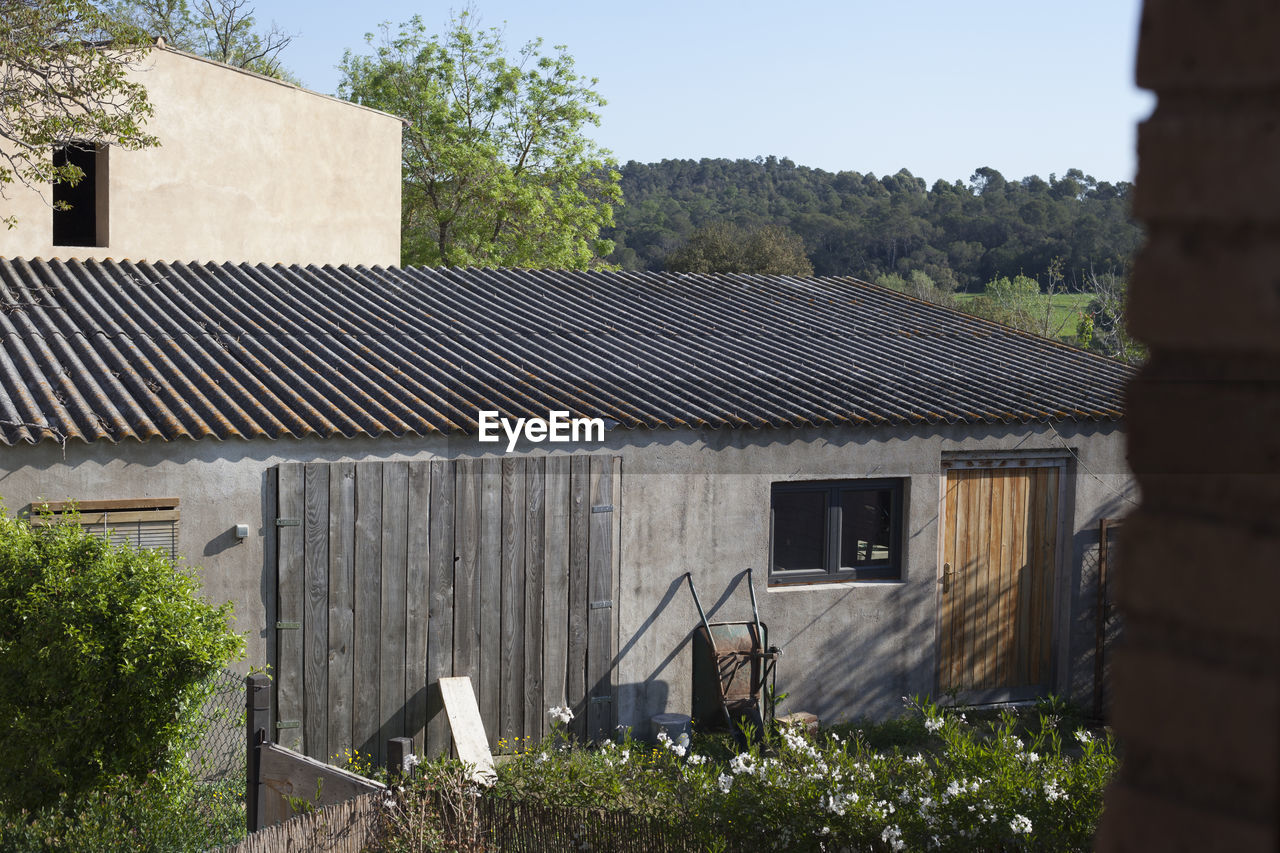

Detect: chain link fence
[190,668,247,783]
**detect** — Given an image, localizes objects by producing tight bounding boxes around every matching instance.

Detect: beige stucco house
[0,44,402,266]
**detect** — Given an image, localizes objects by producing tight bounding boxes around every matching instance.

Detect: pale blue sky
[249,0,1152,185]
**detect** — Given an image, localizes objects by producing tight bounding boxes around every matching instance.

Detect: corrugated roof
[0,258,1131,446]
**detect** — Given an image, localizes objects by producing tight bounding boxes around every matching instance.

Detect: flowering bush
[484,698,1115,852]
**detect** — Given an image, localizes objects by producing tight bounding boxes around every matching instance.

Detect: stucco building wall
[0,420,1129,728]
[0,47,402,266]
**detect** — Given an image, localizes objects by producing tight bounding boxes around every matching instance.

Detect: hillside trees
[0,0,157,227]
[339,12,621,269]
[606,158,1141,295]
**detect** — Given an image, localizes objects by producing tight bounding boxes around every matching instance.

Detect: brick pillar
[1097,2,1280,849]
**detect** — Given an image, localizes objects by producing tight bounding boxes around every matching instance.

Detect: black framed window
[770,479,903,583]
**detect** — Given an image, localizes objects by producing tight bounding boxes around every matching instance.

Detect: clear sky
[247,0,1153,186]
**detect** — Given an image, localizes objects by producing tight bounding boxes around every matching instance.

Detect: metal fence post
[246,674,271,834]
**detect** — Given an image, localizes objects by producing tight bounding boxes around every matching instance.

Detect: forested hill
[605,157,1141,291]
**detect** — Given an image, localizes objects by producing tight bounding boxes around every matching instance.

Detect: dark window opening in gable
[32,498,180,561]
[52,143,107,247]
[770,479,903,584]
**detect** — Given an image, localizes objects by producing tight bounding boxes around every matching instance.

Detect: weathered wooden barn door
[937,459,1064,702]
[272,455,620,764]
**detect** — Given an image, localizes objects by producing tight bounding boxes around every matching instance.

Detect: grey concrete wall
[607,420,1132,729]
[0,419,1130,730]
[0,46,401,266]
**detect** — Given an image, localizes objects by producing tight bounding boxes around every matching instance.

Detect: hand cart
[684,569,780,743]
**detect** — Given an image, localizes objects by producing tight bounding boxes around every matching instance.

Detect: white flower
[729,753,756,776]
[536,752,548,764]
[881,825,905,852]
[547,705,574,725]
[1044,780,1066,802]
[404,752,420,769]
[822,790,858,815]
[717,773,733,793]
[924,715,944,733]
[905,753,925,765]
[656,730,686,757]
[781,728,821,761]
[1025,751,1040,763]
[1074,728,1094,746]
[1010,814,1033,835]
[687,753,707,765]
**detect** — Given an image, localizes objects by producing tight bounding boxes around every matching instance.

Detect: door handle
[941,562,953,592]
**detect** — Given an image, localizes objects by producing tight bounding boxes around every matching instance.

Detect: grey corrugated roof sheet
[0,258,1131,446]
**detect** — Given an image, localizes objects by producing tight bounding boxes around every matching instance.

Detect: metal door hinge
[589,696,613,705]
[275,518,300,527]
[590,600,612,610]
[276,720,300,730]
[591,504,613,514]
[276,621,301,630]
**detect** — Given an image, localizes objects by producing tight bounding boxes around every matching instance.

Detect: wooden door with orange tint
[937,464,1061,698]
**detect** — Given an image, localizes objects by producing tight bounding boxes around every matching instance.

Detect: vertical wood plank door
[272,454,620,761]
[938,463,1062,700]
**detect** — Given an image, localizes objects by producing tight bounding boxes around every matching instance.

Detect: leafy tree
[1082,268,1145,364]
[339,12,621,269]
[666,222,813,276]
[0,509,244,811]
[967,274,1042,331]
[874,269,955,306]
[0,0,157,228]
[104,0,296,79]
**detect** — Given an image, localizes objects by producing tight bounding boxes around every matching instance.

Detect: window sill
[767,578,907,591]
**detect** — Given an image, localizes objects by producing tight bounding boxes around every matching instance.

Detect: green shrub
[0,772,245,852]
[0,508,245,812]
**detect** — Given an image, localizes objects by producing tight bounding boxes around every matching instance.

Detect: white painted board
[439,675,496,783]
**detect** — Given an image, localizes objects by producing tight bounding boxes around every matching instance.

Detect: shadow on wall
[614,573,692,731]
[204,525,245,557]
[795,577,937,724]
[1067,494,1128,717]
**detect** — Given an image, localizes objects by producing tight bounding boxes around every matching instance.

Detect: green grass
[955,291,1094,339]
